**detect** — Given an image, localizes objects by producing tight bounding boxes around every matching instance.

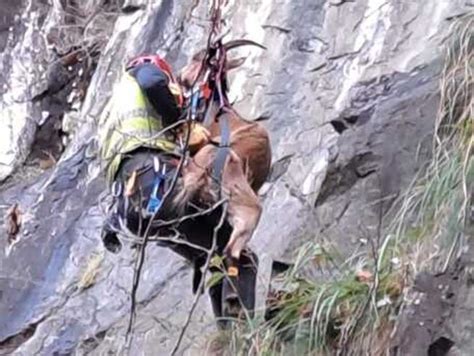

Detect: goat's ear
[226,57,246,71]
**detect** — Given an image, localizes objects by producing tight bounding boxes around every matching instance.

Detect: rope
[124,1,231,351]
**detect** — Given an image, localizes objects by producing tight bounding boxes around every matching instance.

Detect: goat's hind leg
[222,152,262,260]
[171,145,215,213]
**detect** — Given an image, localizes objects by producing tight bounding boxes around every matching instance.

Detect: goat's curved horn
[223,39,267,51]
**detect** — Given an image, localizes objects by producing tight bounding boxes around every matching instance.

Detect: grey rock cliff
[0,1,471,355]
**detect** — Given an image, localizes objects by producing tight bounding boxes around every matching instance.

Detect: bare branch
[170,201,228,356]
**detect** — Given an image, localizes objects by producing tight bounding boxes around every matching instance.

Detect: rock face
[0,0,472,354]
[0,0,44,180]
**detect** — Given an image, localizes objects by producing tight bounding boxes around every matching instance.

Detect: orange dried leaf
[227,266,239,277]
[355,269,373,283]
[39,157,55,170]
[5,203,22,244]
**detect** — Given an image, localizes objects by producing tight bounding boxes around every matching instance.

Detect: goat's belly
[230,124,271,191]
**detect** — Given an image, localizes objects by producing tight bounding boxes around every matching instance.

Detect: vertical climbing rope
[124,1,231,353]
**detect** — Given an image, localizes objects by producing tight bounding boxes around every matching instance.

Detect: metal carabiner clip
[111,181,122,197]
[191,89,201,121]
[153,156,161,173]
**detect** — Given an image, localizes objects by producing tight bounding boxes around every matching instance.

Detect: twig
[152,235,210,254]
[151,198,227,228]
[170,201,228,356]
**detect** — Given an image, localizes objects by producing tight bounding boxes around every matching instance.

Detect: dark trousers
[102,148,259,324]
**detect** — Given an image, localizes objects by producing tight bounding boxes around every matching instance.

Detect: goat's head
[179,39,266,91]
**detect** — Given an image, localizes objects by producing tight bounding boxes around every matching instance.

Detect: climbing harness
[193,39,234,185]
[145,157,167,215]
[186,1,241,280]
[212,111,231,184]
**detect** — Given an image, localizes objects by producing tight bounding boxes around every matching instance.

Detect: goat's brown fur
[175,111,271,259]
[177,43,271,259]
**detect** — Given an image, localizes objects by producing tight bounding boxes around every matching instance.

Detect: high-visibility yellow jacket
[99,73,177,184]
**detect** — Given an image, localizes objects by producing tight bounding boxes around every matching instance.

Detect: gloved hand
[180,122,211,154]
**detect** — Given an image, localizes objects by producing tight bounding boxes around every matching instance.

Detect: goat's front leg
[222,152,262,260]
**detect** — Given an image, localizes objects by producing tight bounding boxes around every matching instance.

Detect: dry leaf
[227,266,239,277]
[355,269,373,283]
[5,203,22,245]
[39,150,57,170]
[77,253,104,290]
[39,157,55,170]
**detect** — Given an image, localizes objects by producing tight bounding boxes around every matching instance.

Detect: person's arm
[129,63,181,127]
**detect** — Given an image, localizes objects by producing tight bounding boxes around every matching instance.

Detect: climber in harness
[98,46,264,328]
[99,54,209,252]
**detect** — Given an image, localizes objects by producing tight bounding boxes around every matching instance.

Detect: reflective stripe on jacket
[100,73,177,184]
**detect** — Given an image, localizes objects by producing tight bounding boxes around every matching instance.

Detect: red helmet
[126,54,175,80]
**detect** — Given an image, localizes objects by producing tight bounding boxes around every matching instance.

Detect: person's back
[99,55,184,251]
[99,56,183,185]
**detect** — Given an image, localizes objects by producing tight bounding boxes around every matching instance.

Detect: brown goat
[175,43,271,260]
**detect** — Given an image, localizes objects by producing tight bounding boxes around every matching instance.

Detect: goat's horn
[223,39,267,51]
